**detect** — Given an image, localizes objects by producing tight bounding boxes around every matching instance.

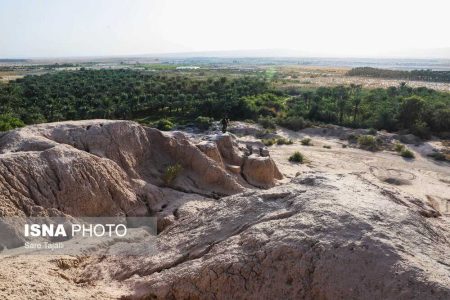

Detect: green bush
[301,138,312,146]
[394,143,405,152]
[157,119,174,131]
[194,116,213,130]
[357,135,378,151]
[277,116,308,131]
[289,151,304,163]
[368,128,377,135]
[276,138,294,145]
[262,137,293,146]
[323,145,331,149]
[0,114,25,132]
[258,116,276,130]
[347,134,359,142]
[400,148,415,159]
[162,163,183,185]
[262,138,276,146]
[411,121,431,140]
[427,152,448,161]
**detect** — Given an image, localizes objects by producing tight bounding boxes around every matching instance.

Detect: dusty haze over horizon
[0,0,449,59]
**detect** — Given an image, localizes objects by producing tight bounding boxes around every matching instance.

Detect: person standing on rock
[221,116,229,133]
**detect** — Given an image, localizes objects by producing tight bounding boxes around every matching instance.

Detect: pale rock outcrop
[199,133,282,188]
[214,133,245,166]
[0,120,268,248]
[0,120,282,220]
[196,141,225,167]
[242,154,283,188]
[0,144,142,218]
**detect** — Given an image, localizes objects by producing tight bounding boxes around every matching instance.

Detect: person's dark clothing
[221,118,229,133]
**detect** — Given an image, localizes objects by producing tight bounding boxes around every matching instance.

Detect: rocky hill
[0,120,280,219]
[0,120,448,299]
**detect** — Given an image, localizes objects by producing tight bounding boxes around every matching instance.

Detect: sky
[0,0,449,58]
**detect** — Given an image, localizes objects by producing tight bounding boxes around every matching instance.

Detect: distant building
[176,66,200,70]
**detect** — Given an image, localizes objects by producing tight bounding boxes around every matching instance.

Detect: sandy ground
[0,74,24,82]
[0,255,130,299]
[238,127,450,215]
[275,66,450,92]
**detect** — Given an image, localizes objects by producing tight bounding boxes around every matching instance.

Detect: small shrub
[262,138,276,146]
[262,138,293,146]
[323,145,331,149]
[427,152,447,161]
[0,114,25,132]
[301,138,312,146]
[368,128,377,135]
[357,135,378,151]
[394,143,405,152]
[162,163,183,185]
[347,134,359,142]
[277,116,309,131]
[400,148,415,159]
[262,129,275,135]
[258,116,276,130]
[194,116,213,130]
[157,119,174,131]
[289,151,304,163]
[411,121,431,140]
[342,144,348,148]
[276,138,294,145]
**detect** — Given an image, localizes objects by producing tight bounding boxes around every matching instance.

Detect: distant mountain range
[149,49,315,58]
[149,48,450,60]
[378,48,450,59]
[3,48,449,62]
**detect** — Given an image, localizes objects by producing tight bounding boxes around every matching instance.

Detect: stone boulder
[242,154,283,188]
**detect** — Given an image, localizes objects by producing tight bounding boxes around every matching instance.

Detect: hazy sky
[0,0,449,58]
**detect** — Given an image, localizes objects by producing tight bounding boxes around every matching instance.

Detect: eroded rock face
[0,120,272,249]
[0,144,142,218]
[77,172,450,299]
[0,120,282,220]
[242,154,283,188]
[196,141,224,167]
[198,133,283,189]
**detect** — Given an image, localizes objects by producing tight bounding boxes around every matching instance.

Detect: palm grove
[0,69,449,138]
